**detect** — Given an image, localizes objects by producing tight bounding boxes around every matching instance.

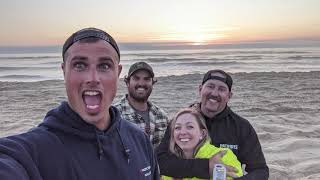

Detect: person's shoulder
[227,108,259,137]
[148,101,168,116]
[0,127,64,163]
[1,127,61,148]
[120,117,146,137]
[118,117,154,152]
[228,108,252,126]
[113,95,127,107]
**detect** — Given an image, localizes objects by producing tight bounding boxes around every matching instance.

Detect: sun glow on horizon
[149,25,235,45]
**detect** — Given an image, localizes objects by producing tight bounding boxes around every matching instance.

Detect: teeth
[209,99,217,103]
[84,91,99,96]
[137,88,145,91]
[180,138,190,142]
[87,105,99,109]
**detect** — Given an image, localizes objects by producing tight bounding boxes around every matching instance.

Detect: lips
[83,90,102,111]
[136,84,148,89]
[208,96,220,103]
[180,138,190,142]
[136,87,147,92]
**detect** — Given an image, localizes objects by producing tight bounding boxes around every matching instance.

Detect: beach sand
[1,71,320,179]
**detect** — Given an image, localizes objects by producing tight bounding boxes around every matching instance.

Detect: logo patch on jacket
[220,144,238,150]
[140,165,151,177]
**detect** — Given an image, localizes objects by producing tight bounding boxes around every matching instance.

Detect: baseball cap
[202,69,233,91]
[127,62,154,78]
[62,27,120,61]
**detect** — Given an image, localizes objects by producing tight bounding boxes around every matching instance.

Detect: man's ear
[198,84,203,95]
[118,64,122,77]
[61,62,66,77]
[152,78,158,85]
[124,75,129,86]
[228,91,233,99]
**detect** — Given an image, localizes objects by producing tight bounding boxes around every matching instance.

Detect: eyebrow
[206,82,228,88]
[98,57,115,63]
[71,55,88,61]
[185,122,195,125]
[175,121,195,126]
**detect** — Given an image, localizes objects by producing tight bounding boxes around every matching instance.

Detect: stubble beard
[129,88,152,103]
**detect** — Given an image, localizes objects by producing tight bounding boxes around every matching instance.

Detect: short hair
[63,37,102,61]
[62,27,120,62]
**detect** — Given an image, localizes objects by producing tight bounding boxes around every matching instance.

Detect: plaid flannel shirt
[114,95,169,148]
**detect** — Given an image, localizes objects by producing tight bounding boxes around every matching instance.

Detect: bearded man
[114,61,169,148]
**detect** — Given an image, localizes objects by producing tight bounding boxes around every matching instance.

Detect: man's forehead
[205,78,228,87]
[65,40,119,61]
[132,69,152,77]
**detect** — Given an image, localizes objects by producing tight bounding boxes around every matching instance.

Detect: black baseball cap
[62,27,120,61]
[202,69,233,91]
[127,62,154,78]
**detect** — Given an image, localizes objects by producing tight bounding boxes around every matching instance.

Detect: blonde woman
[163,108,243,180]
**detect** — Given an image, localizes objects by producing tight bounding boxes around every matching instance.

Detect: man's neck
[200,107,220,119]
[94,113,111,131]
[200,105,228,119]
[127,95,148,111]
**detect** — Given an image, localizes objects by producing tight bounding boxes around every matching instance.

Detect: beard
[128,85,152,103]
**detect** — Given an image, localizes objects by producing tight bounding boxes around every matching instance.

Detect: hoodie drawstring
[95,131,104,160]
[116,128,131,164]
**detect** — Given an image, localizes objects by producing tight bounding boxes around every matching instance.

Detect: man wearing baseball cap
[157,69,269,179]
[0,28,159,180]
[115,61,169,148]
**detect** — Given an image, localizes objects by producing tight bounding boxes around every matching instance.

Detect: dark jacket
[0,101,159,180]
[156,104,269,180]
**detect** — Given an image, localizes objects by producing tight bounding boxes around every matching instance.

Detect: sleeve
[222,149,243,177]
[0,154,29,180]
[0,137,42,180]
[148,137,160,180]
[235,123,269,180]
[156,124,210,179]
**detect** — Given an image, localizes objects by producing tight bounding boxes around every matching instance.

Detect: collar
[199,104,230,122]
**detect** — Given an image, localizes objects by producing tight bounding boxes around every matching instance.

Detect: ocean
[0,46,320,82]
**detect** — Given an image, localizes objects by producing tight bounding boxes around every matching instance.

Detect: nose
[136,79,145,86]
[179,127,187,135]
[86,67,100,86]
[210,87,219,96]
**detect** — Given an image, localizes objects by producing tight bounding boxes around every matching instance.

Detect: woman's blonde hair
[169,108,211,158]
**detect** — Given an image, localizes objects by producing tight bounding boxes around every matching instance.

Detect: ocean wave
[0,56,60,60]
[287,55,320,60]
[124,50,309,57]
[0,66,56,71]
[178,61,244,66]
[0,75,43,79]
[128,57,249,63]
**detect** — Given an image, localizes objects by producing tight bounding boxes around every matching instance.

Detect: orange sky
[1,0,320,46]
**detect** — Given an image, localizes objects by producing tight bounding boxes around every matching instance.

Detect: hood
[39,101,130,161]
[40,101,120,139]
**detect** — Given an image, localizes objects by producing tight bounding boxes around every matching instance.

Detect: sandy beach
[1,71,320,179]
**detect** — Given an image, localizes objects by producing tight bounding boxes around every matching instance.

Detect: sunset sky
[1,0,320,46]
